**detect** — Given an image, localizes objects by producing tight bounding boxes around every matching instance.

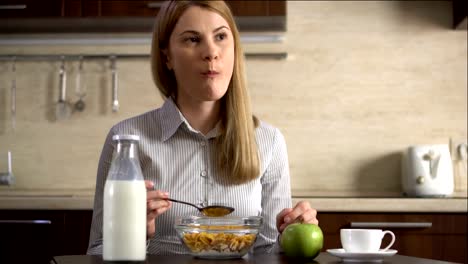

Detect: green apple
[280,223,323,259]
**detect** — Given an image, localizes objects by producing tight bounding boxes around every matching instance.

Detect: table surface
[52,253,459,264]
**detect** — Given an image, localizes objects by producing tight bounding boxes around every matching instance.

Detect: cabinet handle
[245,52,287,60]
[350,222,432,228]
[0,220,51,224]
[147,2,164,9]
[0,5,27,10]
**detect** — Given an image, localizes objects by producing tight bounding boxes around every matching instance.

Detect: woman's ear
[162,49,173,70]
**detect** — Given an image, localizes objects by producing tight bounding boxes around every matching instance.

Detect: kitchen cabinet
[89,1,163,17]
[0,1,285,18]
[0,0,93,17]
[0,210,93,263]
[0,0,161,18]
[92,1,286,18]
[0,0,286,33]
[318,212,467,263]
[0,210,465,263]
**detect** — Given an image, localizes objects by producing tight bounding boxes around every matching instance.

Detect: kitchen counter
[50,253,459,264]
[293,197,468,212]
[0,193,466,212]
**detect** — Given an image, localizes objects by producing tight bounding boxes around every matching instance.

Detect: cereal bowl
[174,216,263,259]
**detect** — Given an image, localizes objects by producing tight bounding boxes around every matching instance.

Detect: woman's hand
[145,180,172,239]
[276,200,318,233]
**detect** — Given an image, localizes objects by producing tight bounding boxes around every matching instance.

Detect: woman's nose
[202,41,219,61]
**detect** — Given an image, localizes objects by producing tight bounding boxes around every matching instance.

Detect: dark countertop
[51,253,460,264]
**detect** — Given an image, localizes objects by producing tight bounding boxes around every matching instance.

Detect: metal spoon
[164,198,234,217]
[55,56,71,121]
[110,55,119,112]
[0,151,15,185]
[74,56,86,112]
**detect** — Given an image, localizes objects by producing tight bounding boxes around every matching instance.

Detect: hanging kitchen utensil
[11,57,16,131]
[74,56,86,112]
[110,55,119,112]
[55,56,71,121]
[0,151,15,186]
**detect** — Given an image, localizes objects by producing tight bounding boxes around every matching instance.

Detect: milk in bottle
[103,134,146,261]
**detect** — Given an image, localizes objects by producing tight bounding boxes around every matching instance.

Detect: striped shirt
[87,98,292,255]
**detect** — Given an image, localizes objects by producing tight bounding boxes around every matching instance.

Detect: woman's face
[165,6,235,105]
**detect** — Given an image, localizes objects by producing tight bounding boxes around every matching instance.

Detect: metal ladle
[164,198,234,217]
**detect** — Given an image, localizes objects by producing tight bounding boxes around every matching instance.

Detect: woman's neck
[176,97,221,135]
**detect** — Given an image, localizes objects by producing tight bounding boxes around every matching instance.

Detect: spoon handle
[164,198,201,210]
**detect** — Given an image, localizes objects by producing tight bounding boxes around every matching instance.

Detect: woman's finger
[300,209,319,225]
[283,201,309,224]
[147,199,171,211]
[276,208,293,231]
[147,204,171,220]
[145,180,154,190]
[147,190,169,201]
[284,202,318,224]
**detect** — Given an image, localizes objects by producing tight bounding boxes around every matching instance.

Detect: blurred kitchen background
[0,1,466,197]
[0,1,467,262]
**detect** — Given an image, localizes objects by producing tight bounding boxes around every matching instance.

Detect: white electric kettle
[402,144,454,197]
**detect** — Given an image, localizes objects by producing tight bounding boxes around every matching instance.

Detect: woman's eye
[185,36,200,43]
[216,33,227,41]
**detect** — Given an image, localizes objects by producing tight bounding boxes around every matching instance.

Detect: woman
[88,0,318,255]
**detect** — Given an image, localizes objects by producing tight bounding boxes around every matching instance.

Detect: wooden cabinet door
[0,210,64,263]
[318,212,467,263]
[226,0,286,16]
[90,0,286,17]
[0,0,64,18]
[95,0,162,17]
[0,0,286,33]
[0,210,93,260]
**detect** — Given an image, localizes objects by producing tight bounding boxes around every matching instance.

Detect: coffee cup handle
[382,230,395,251]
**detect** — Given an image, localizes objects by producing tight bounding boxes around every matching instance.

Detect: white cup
[340,229,395,253]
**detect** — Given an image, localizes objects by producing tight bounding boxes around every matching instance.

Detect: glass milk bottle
[103,135,146,261]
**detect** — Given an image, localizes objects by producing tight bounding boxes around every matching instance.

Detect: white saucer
[327,248,398,262]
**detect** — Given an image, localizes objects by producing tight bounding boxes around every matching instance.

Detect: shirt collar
[159,98,222,141]
[160,98,184,142]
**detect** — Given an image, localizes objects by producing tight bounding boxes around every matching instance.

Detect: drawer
[317,212,467,263]
[318,213,467,235]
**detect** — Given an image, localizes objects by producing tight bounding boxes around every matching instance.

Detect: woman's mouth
[201,70,219,78]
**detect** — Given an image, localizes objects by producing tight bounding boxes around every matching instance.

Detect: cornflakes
[182,226,257,254]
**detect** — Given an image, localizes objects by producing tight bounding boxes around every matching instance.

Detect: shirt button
[200,141,206,147]
[200,170,207,177]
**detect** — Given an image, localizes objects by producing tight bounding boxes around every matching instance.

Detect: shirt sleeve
[254,128,292,254]
[87,128,116,255]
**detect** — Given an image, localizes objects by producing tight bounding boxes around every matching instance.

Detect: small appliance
[402,144,454,197]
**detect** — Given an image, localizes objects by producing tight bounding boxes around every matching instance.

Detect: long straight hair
[150,0,260,185]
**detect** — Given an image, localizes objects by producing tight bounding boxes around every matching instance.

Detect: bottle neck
[116,141,138,159]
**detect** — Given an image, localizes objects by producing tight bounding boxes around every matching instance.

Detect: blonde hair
[151,0,259,184]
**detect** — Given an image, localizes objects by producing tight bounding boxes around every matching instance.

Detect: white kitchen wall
[0,1,466,197]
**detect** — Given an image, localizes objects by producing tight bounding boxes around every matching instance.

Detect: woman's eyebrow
[213,25,230,33]
[179,30,199,36]
[179,25,230,36]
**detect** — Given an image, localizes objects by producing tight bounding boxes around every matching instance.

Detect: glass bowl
[174,216,263,259]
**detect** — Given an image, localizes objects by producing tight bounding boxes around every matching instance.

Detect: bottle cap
[112,134,140,141]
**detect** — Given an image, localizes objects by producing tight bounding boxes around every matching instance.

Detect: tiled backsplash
[0,1,466,197]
